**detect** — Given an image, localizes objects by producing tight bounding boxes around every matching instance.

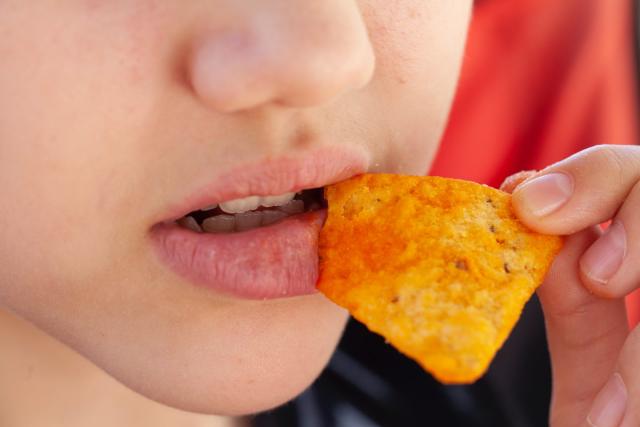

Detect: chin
[95,293,350,417]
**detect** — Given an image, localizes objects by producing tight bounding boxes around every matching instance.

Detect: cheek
[365,0,472,93]
[364,1,473,174]
[0,3,163,311]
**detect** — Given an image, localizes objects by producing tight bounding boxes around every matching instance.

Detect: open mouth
[174,187,327,234]
[149,146,369,299]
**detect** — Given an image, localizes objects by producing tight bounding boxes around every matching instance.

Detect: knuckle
[543,293,595,324]
[561,320,620,352]
[587,145,630,187]
[544,299,622,351]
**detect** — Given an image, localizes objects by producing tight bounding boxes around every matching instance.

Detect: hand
[504,145,640,426]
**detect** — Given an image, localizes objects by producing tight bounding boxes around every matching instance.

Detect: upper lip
[156,145,370,224]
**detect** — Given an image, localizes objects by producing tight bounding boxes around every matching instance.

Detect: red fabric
[430,0,640,326]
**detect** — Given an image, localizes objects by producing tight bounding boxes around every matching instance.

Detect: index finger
[538,227,628,426]
[511,145,640,235]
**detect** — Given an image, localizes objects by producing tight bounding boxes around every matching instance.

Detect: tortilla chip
[317,174,563,384]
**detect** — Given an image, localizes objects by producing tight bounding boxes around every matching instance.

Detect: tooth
[259,192,295,208]
[235,211,263,231]
[279,199,304,214]
[177,216,202,233]
[220,196,260,214]
[201,204,218,211]
[202,215,235,233]
[261,210,287,226]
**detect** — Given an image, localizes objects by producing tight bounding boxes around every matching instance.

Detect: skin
[0,0,473,422]
[6,2,637,425]
[505,146,640,426]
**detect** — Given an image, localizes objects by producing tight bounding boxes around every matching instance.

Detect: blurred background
[253,0,640,425]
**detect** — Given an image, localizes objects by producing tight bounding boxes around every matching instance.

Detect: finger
[579,179,640,298]
[537,227,628,427]
[499,170,537,193]
[617,326,640,427]
[512,145,640,235]
[585,326,640,427]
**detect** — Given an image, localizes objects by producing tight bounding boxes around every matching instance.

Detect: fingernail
[514,172,574,217]
[580,221,627,284]
[586,373,627,427]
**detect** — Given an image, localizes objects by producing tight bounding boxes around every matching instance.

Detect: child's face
[0,1,471,415]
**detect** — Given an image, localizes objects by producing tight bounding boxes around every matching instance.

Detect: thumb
[538,227,629,426]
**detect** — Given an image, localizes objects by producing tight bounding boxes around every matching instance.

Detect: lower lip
[150,210,326,299]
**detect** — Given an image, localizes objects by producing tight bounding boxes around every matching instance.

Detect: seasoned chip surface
[317,174,563,384]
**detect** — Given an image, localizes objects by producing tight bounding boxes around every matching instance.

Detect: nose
[188,1,375,113]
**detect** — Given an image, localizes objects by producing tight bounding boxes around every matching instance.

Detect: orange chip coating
[317,174,563,384]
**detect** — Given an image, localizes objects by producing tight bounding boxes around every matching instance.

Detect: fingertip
[510,172,574,234]
[578,221,628,298]
[511,192,561,235]
[586,372,627,427]
[500,170,537,193]
[513,172,574,214]
[510,194,548,233]
[578,266,620,299]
